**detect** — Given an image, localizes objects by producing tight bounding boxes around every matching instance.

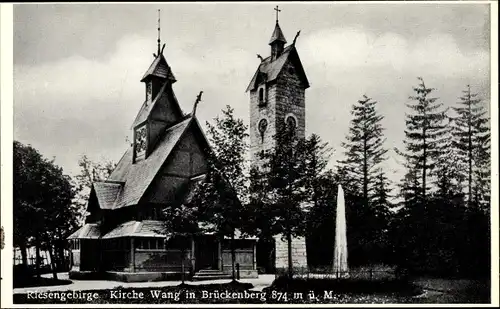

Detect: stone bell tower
[246,6,310,271]
[246,6,309,168]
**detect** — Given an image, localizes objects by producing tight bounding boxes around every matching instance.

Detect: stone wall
[249,84,278,164]
[276,60,306,140]
[71,250,80,269]
[249,58,307,166]
[274,234,308,270]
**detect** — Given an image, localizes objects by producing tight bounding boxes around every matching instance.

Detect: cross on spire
[274,5,281,23]
[157,9,161,55]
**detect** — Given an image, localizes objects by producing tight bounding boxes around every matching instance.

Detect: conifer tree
[398,165,422,208]
[193,105,249,281]
[372,171,393,210]
[339,95,388,208]
[302,134,332,211]
[250,124,329,277]
[396,77,448,201]
[451,85,490,208]
[434,122,465,204]
[257,125,308,277]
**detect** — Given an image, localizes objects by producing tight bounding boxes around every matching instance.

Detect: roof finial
[274,5,281,23]
[292,30,301,45]
[157,9,161,56]
[192,91,204,116]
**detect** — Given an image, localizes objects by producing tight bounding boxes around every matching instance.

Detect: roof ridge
[164,115,193,132]
[98,180,125,185]
[190,173,207,180]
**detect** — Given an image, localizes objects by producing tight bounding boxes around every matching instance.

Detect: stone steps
[192,269,232,281]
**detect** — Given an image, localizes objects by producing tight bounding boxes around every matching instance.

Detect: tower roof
[269,22,287,45]
[141,53,176,83]
[246,45,310,92]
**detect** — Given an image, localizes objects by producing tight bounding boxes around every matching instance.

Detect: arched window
[258,119,268,143]
[258,88,264,105]
[286,115,297,136]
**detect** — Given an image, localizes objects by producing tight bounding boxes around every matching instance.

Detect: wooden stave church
[67,43,258,281]
[67,12,310,281]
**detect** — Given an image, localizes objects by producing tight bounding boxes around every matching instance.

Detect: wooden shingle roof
[101,220,167,239]
[68,223,100,239]
[93,182,123,210]
[246,45,310,92]
[269,22,287,45]
[106,117,193,209]
[141,54,176,83]
[130,81,183,129]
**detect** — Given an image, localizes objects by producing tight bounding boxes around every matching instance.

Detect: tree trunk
[57,229,66,271]
[287,229,293,279]
[19,242,29,268]
[422,130,427,201]
[181,247,186,285]
[467,87,473,207]
[48,245,58,280]
[35,234,41,279]
[363,133,368,209]
[231,232,236,281]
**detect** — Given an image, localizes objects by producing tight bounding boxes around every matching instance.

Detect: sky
[13,2,492,187]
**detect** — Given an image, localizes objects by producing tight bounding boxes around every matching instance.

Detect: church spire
[269,6,287,60]
[157,9,161,56]
[140,9,176,105]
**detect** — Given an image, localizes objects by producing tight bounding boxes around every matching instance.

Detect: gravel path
[13,273,275,294]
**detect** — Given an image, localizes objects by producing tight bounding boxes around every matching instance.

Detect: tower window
[258,87,266,107]
[285,115,297,136]
[258,119,268,143]
[146,82,153,103]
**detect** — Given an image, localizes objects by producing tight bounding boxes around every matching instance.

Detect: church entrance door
[195,236,219,271]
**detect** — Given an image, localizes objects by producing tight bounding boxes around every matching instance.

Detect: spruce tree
[398,165,422,208]
[434,121,465,204]
[372,171,393,210]
[339,95,388,208]
[451,85,490,208]
[396,77,448,201]
[302,134,332,211]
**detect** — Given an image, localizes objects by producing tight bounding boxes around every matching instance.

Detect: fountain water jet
[333,184,349,278]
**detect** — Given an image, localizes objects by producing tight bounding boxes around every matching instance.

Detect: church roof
[93,182,123,210]
[141,53,176,83]
[101,220,168,239]
[269,22,287,45]
[69,221,169,239]
[87,115,210,212]
[68,223,100,239]
[131,81,183,129]
[106,117,194,209]
[246,45,310,92]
